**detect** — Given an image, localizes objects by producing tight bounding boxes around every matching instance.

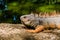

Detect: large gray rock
[0,23,60,40]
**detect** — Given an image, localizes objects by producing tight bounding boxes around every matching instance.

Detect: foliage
[7,0,59,14]
[8,2,20,13]
[0,0,60,23]
[37,5,55,12]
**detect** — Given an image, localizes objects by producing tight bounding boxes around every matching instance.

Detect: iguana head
[20,14,35,26]
[20,14,44,28]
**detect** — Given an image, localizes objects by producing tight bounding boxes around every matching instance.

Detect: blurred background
[0,0,60,23]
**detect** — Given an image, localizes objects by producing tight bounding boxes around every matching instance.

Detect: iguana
[20,13,60,33]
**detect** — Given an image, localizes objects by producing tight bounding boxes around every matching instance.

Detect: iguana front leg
[26,25,44,33]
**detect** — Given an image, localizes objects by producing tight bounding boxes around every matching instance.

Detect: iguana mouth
[21,20,35,29]
[21,20,31,26]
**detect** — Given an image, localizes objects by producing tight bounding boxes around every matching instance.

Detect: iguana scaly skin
[20,13,60,33]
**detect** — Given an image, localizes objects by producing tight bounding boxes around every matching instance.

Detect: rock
[0,23,60,40]
[34,32,59,40]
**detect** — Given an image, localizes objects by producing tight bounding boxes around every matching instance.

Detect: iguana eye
[24,16,26,18]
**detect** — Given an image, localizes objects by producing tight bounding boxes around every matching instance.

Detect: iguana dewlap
[20,14,60,33]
